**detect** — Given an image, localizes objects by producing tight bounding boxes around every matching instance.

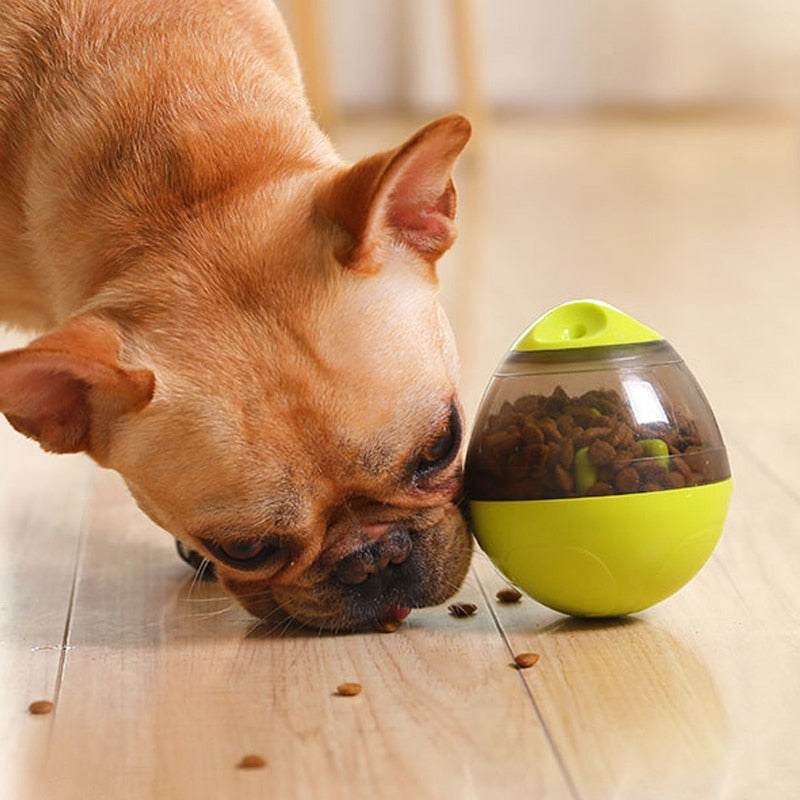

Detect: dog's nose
[333,527,412,592]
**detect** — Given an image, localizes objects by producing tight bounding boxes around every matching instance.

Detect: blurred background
[277,0,800,117]
[275,0,800,469]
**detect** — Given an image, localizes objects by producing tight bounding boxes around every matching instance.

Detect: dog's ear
[320,113,471,270]
[0,318,154,456]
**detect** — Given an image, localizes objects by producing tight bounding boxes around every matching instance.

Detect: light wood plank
[0,420,90,798]
[3,114,800,799]
[31,469,572,800]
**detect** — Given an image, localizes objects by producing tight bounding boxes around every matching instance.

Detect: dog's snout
[334,527,412,589]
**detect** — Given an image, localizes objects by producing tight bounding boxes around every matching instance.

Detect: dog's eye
[201,537,281,571]
[414,404,462,478]
[421,429,455,465]
[220,540,270,561]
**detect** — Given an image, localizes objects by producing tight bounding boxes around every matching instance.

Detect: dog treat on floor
[513,653,540,669]
[448,602,478,618]
[496,588,523,603]
[378,605,411,633]
[336,683,362,697]
[237,754,267,770]
[28,700,54,715]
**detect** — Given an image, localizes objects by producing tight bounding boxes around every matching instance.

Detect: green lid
[512,299,663,353]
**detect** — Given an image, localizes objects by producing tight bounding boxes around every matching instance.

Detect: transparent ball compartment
[465,340,730,502]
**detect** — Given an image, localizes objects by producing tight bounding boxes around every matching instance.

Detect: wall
[278,0,800,113]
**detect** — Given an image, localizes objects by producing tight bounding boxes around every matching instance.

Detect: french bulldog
[0,0,473,630]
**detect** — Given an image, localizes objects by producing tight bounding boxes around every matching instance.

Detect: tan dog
[0,0,473,630]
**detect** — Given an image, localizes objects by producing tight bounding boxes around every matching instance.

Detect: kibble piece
[585,480,613,496]
[611,449,634,472]
[28,700,54,715]
[683,445,709,473]
[514,652,540,669]
[448,602,478,618]
[664,470,687,490]
[378,619,402,633]
[237,754,266,770]
[559,438,575,469]
[553,463,574,493]
[587,438,616,467]
[582,426,613,444]
[556,414,575,435]
[614,466,641,494]
[637,461,668,485]
[496,588,523,603]
[336,683,362,697]
[539,418,562,442]
[672,456,692,478]
[521,421,545,444]
[506,452,528,481]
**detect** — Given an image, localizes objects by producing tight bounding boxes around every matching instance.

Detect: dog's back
[0,0,334,330]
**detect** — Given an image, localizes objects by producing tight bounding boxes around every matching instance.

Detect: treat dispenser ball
[465,300,732,617]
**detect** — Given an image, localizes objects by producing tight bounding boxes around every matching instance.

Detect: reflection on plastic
[622,377,669,426]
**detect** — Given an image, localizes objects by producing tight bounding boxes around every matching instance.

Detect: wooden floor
[3,114,800,799]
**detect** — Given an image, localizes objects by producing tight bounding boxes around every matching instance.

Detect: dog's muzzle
[176,502,473,631]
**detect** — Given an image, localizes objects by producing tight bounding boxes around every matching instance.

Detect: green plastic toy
[465,299,732,617]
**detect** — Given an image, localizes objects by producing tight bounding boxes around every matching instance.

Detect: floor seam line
[474,558,583,800]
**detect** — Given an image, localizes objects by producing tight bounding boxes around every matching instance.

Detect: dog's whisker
[243,618,267,638]
[198,558,215,580]
[181,589,231,606]
[191,603,238,619]
[186,559,214,597]
[252,609,295,639]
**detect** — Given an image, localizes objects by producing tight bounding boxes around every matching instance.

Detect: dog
[0,0,473,631]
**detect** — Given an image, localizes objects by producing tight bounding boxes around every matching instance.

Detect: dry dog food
[467,386,727,501]
[336,683,362,697]
[28,700,54,715]
[513,652,540,669]
[496,588,523,604]
[237,754,266,769]
[378,619,403,633]
[448,602,478,618]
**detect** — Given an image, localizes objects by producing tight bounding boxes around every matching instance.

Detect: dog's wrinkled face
[112,236,473,631]
[0,115,473,630]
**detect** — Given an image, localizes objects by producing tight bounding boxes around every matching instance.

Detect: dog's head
[0,115,473,630]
